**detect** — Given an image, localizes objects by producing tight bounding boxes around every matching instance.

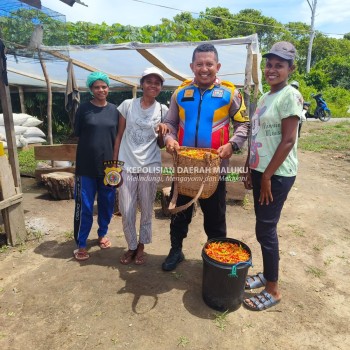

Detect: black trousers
[251,170,295,282]
[169,178,227,249]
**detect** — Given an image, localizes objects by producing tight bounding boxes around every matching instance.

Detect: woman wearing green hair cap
[73,71,118,261]
[86,71,110,90]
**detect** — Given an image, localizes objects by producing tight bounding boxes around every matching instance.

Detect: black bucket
[202,237,252,312]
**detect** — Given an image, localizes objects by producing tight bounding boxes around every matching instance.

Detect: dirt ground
[0,128,349,350]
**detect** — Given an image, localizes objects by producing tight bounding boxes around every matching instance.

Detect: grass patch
[305,266,325,278]
[213,310,229,331]
[288,224,305,237]
[177,336,190,347]
[226,172,239,182]
[171,271,183,280]
[324,257,334,266]
[0,245,9,253]
[64,230,74,241]
[299,121,350,153]
[313,245,322,252]
[27,229,43,242]
[18,147,38,177]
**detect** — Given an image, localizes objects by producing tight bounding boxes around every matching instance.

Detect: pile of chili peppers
[205,241,250,264]
[179,149,215,159]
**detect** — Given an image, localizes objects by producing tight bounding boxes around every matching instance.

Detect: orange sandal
[73,249,90,261]
[98,236,112,249]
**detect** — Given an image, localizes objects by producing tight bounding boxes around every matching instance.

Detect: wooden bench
[34,144,77,181]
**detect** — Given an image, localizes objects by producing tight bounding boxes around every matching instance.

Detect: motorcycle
[303,93,331,122]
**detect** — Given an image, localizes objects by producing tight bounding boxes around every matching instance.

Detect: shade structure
[6,35,262,93]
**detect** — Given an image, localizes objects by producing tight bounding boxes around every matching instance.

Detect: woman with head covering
[113,67,169,265]
[73,71,119,261]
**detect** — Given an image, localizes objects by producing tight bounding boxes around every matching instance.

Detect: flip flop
[135,252,147,265]
[245,272,267,290]
[98,236,112,249]
[243,290,281,311]
[120,250,137,265]
[73,249,90,261]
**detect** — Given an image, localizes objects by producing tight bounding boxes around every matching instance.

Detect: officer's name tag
[212,89,224,98]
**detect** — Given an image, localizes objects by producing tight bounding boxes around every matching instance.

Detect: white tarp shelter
[6,34,262,97]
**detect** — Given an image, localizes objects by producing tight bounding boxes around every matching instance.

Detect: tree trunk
[38,49,53,145]
[306,0,317,73]
[41,172,75,200]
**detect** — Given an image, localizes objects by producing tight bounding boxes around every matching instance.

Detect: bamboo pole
[38,49,53,145]
[18,86,26,113]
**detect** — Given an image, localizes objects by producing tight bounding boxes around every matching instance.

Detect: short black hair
[192,43,219,62]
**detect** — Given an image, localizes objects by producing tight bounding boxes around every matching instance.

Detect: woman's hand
[157,123,170,136]
[259,174,273,205]
[165,138,179,154]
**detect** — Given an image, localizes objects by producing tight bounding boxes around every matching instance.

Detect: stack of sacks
[0,113,46,148]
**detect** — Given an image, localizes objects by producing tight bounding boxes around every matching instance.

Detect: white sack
[23,126,46,138]
[22,117,43,127]
[25,136,46,144]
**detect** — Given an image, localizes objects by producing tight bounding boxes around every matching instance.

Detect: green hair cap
[86,71,110,88]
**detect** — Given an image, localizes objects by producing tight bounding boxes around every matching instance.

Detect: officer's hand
[217,143,233,159]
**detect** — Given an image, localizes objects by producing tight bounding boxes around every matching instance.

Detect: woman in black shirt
[73,71,118,261]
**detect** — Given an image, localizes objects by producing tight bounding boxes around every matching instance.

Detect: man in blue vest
[162,43,250,271]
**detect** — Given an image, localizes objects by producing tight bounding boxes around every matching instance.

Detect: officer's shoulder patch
[221,80,236,89]
[179,79,193,88]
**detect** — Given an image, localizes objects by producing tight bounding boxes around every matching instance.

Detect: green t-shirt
[249,85,303,176]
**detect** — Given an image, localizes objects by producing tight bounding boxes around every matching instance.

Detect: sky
[41,0,350,38]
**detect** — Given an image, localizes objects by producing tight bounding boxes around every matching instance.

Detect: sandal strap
[246,290,279,311]
[246,272,266,289]
[256,291,278,309]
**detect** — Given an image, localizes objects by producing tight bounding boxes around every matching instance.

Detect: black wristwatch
[230,141,240,152]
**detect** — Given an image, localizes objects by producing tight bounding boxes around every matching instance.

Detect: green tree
[196,7,235,40]
[314,56,350,89]
[0,9,68,48]
[231,9,285,50]
[304,69,329,91]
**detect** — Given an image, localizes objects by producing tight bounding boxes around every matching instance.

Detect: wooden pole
[18,86,26,113]
[38,49,53,145]
[243,43,253,117]
[306,0,317,73]
[132,86,137,98]
[0,40,21,190]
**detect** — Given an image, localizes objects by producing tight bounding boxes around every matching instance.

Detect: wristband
[230,142,239,152]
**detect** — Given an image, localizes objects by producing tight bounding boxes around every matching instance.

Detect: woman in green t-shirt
[243,42,303,311]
